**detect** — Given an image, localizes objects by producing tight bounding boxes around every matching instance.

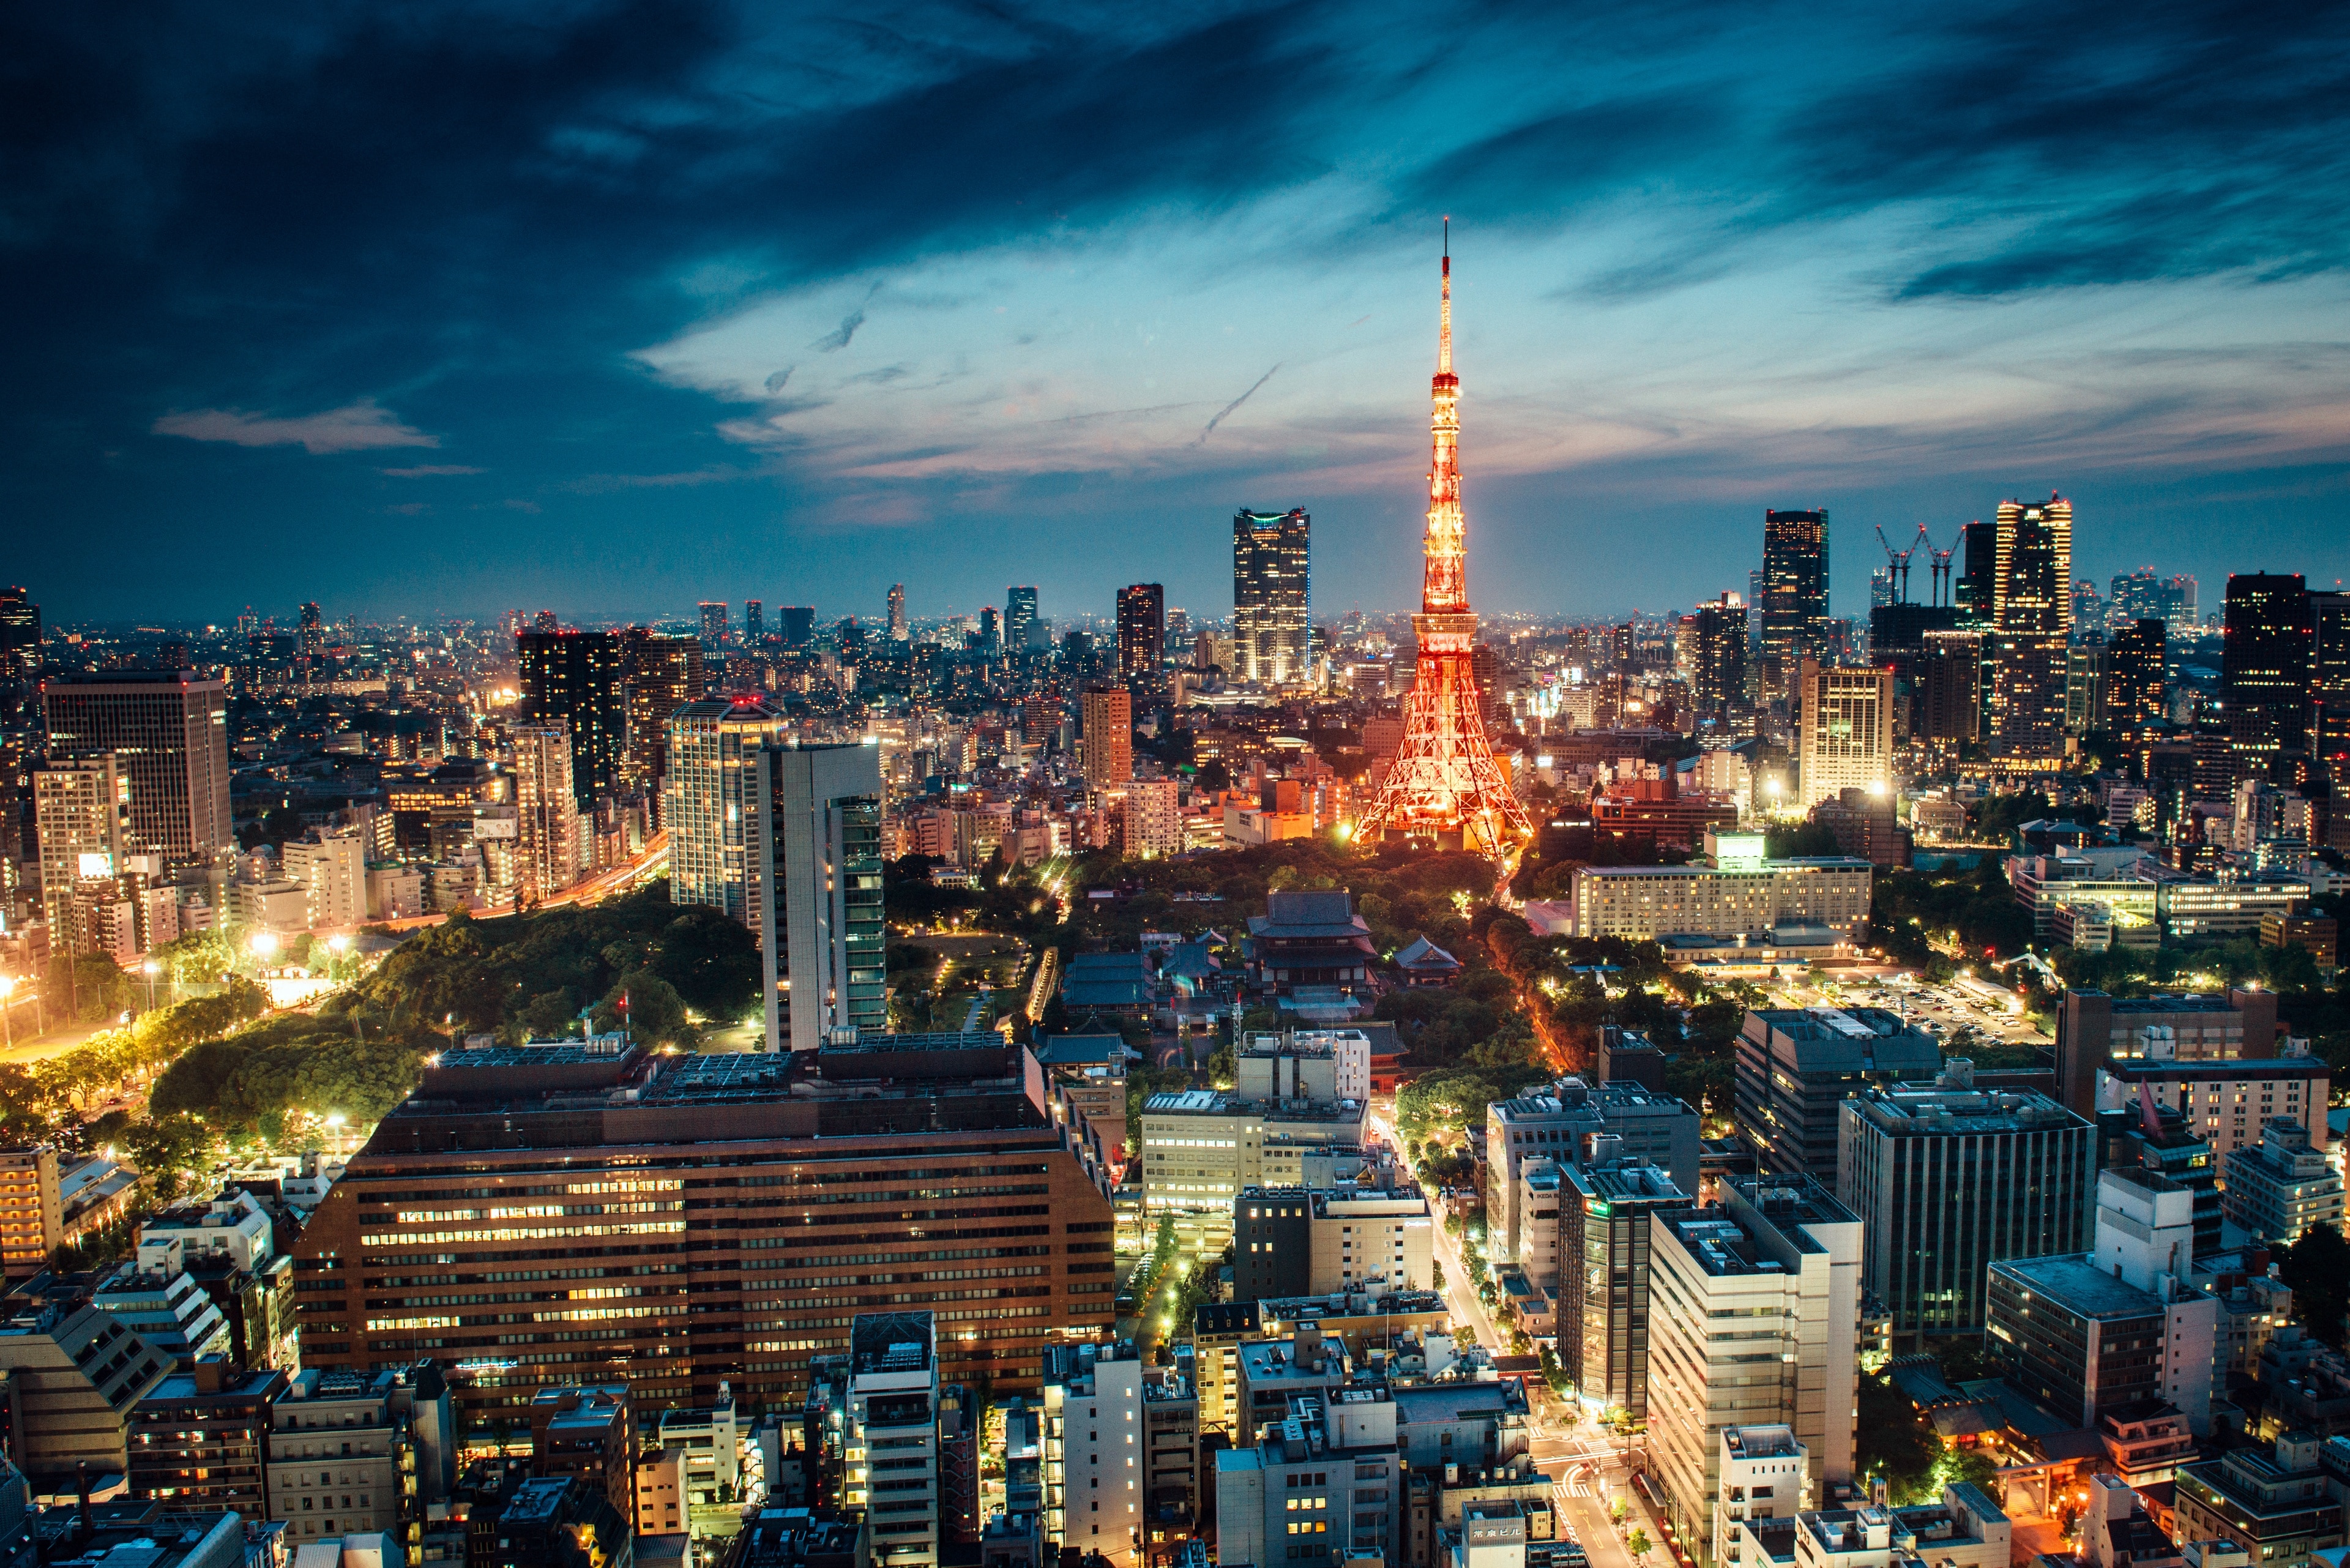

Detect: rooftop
[1846,1085,2085,1136]
[849,1312,934,1375]
[1724,1425,1802,1460]
[1991,1253,2169,1320]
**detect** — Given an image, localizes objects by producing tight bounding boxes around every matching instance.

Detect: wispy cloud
[153,400,436,454]
[1193,364,1280,446]
[381,463,482,476]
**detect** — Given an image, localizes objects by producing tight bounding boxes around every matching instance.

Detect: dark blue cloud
[2,0,2347,622]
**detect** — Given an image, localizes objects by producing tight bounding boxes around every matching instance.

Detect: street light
[141,961,160,1014]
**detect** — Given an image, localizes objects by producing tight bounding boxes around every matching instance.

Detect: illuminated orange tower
[1359,229,1532,858]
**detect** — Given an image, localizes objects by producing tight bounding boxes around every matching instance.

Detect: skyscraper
[887,583,909,642]
[1797,660,1892,807]
[1080,685,1132,788]
[698,602,728,647]
[744,600,764,644]
[1004,586,1037,654]
[755,742,885,1053]
[1355,239,1531,858]
[43,670,232,861]
[778,606,816,647]
[619,627,704,794]
[33,756,128,951]
[2222,573,2313,785]
[1232,508,1310,684]
[1115,583,1164,695]
[664,697,786,926]
[1988,495,2071,761]
[0,586,40,681]
[2311,591,2350,802]
[2107,619,2168,741]
[1758,509,1829,713]
[513,724,581,901]
[1688,593,1749,725]
[517,630,625,810]
[1956,520,1997,627]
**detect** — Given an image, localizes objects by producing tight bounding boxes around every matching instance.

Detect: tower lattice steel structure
[1358,234,1532,858]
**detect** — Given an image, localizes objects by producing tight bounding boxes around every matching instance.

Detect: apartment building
[1042,1340,1143,1567]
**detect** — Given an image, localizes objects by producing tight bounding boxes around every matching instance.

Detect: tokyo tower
[1357,230,1533,859]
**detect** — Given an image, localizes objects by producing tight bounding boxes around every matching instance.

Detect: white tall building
[811,1313,942,1568]
[284,828,368,930]
[1043,1341,1143,1567]
[513,724,581,902]
[754,742,886,1053]
[663,697,786,926]
[1715,1425,1808,1567]
[1648,1178,1861,1564]
[1797,660,1893,808]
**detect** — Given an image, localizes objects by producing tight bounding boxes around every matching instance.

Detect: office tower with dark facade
[1559,1160,1692,1421]
[43,670,232,860]
[887,584,909,642]
[1,586,42,679]
[1758,509,1829,712]
[2222,573,2313,785]
[1989,495,2071,761]
[2106,619,2168,740]
[288,1038,1117,1428]
[1838,1081,2095,1351]
[1956,521,1997,627]
[2315,591,2350,811]
[699,602,729,647]
[1005,587,1038,655]
[1688,594,1748,724]
[1115,584,1165,696]
[1916,629,1984,748]
[745,601,764,644]
[619,628,705,796]
[1869,603,1960,740]
[517,630,625,812]
[1233,508,1310,684]
[779,607,816,648]
[1733,1007,1943,1182]
[756,742,886,1054]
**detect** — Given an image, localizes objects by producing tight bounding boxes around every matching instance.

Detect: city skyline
[7,4,2350,622]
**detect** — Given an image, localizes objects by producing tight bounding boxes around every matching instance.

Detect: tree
[1627,1529,1652,1561]
[591,970,695,1048]
[2280,1225,2350,1346]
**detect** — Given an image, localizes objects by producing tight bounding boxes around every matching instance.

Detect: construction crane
[1926,525,1959,607]
[1874,524,1920,605]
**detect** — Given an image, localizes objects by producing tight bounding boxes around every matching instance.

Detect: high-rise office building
[1692,597,1748,728]
[1081,686,1132,788]
[33,756,128,950]
[291,1045,1118,1423]
[1758,509,1830,713]
[43,670,231,860]
[512,724,581,901]
[698,602,728,648]
[778,606,816,647]
[2064,634,2109,736]
[1955,521,1997,627]
[1,586,43,680]
[755,742,886,1053]
[517,630,625,810]
[1837,1080,2095,1351]
[1005,586,1037,654]
[1916,629,1983,748]
[2106,619,2168,740]
[664,698,787,926]
[2313,590,2350,801]
[810,1313,946,1568]
[744,600,764,644]
[1988,496,2070,761]
[1797,660,1892,808]
[887,583,909,642]
[619,627,704,794]
[1733,1008,1943,1183]
[1559,1160,1693,1422]
[1646,1178,1860,1556]
[2221,573,2312,785]
[1233,508,1310,684]
[977,608,1002,654]
[1115,584,1163,696]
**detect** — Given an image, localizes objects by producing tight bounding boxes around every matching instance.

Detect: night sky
[8,1,2350,627]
